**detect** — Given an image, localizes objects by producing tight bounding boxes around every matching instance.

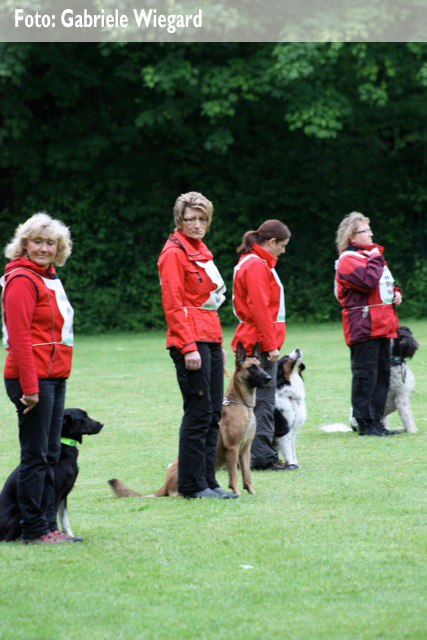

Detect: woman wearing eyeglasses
[158,192,236,498]
[335,211,402,437]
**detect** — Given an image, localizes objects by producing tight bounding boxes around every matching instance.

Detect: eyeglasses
[182,217,208,226]
[354,228,372,234]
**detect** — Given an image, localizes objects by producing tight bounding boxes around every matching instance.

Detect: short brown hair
[336,211,370,254]
[173,192,214,231]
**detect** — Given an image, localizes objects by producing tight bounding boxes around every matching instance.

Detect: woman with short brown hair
[158,192,236,498]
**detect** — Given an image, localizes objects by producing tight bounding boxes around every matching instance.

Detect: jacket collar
[167,229,213,262]
[347,242,384,255]
[4,256,57,278]
[252,242,278,268]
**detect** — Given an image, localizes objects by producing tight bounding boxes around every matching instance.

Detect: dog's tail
[108,478,142,498]
[320,423,353,433]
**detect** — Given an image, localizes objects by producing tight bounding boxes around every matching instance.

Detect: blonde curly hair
[4,212,72,266]
[336,211,370,254]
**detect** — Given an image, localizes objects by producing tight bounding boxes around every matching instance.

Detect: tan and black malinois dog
[216,341,271,495]
[108,342,271,498]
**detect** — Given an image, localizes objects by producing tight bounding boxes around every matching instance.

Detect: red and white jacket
[335,243,400,346]
[1,257,74,395]
[232,243,286,353]
[158,230,225,354]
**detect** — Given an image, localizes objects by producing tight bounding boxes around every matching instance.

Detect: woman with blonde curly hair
[335,211,402,437]
[1,212,76,543]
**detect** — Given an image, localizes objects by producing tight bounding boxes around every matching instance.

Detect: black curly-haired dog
[350,326,419,433]
[0,408,103,542]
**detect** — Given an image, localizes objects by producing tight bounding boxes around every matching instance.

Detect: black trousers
[5,378,66,540]
[169,342,223,495]
[350,338,391,425]
[250,353,279,469]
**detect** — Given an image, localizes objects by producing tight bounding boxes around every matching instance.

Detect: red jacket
[158,230,225,353]
[335,243,399,346]
[1,257,74,394]
[231,243,286,353]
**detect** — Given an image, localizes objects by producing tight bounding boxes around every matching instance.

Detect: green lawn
[0,321,426,640]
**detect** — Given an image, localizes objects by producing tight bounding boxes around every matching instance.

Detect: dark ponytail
[237,219,291,255]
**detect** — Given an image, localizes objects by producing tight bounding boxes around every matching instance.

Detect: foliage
[0,43,426,332]
[400,260,427,318]
[0,322,426,639]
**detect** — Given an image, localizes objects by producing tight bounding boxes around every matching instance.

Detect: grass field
[0,321,426,640]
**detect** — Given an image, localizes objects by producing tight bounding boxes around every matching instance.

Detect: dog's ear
[298,362,306,379]
[61,412,74,437]
[397,326,419,359]
[236,342,247,367]
[251,342,261,360]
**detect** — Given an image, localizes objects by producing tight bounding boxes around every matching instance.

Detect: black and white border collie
[273,349,307,469]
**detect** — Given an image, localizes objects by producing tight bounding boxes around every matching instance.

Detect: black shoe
[212,487,239,499]
[255,459,288,471]
[359,426,400,437]
[184,488,221,499]
[357,419,373,435]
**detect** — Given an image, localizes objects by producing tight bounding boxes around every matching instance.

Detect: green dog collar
[61,437,78,447]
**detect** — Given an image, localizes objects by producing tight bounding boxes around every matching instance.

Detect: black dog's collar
[391,355,407,383]
[61,437,78,447]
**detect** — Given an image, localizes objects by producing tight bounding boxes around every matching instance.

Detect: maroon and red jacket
[158,230,225,354]
[232,243,286,354]
[1,257,74,395]
[335,243,400,346]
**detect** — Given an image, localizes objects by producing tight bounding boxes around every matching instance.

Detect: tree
[0,42,426,331]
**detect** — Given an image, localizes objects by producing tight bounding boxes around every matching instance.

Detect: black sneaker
[262,459,289,471]
[360,426,400,437]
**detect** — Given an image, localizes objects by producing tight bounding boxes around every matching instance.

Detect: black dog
[0,408,103,542]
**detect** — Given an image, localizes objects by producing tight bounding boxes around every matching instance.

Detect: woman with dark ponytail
[232,219,291,470]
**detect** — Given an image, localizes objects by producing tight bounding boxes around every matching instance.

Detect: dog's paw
[405,426,418,433]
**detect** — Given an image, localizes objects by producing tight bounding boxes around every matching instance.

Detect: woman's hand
[267,349,280,362]
[222,348,227,366]
[20,393,39,414]
[393,291,403,305]
[363,247,380,257]
[184,351,202,371]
